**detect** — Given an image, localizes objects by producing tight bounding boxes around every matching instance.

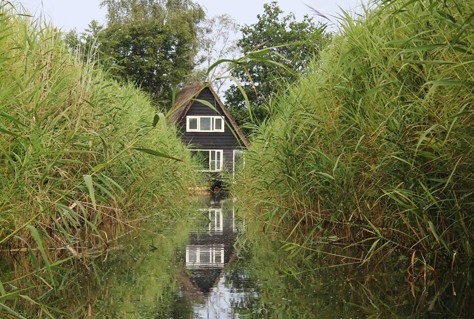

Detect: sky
[14,0,367,32]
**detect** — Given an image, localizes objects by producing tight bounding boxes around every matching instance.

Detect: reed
[233,0,474,270]
[1,3,197,317]
[234,225,472,318]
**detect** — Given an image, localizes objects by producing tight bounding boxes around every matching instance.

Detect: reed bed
[234,0,474,271]
[0,4,197,318]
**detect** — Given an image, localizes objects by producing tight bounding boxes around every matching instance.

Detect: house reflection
[184,199,238,294]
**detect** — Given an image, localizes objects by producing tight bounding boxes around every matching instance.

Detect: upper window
[186,116,224,132]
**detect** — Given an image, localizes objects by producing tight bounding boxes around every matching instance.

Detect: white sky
[14,0,366,32]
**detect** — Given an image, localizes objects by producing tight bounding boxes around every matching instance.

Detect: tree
[97,0,204,106]
[64,20,103,60]
[224,1,328,127]
[192,14,240,93]
[64,1,204,107]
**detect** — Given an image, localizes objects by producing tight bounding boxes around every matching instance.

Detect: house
[184,200,238,294]
[168,83,249,177]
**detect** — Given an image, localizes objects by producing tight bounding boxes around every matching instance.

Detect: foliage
[97,21,197,105]
[65,0,205,107]
[63,20,104,61]
[224,1,328,128]
[233,0,474,270]
[0,3,198,317]
[232,225,473,318]
[192,14,240,93]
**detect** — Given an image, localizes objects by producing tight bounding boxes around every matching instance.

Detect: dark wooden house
[169,83,249,175]
[184,200,238,294]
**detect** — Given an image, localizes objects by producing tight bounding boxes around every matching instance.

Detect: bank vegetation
[0,4,198,317]
[234,0,474,273]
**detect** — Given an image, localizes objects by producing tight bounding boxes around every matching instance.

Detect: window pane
[215,250,223,263]
[215,211,222,229]
[209,150,221,171]
[188,249,198,263]
[200,251,211,263]
[215,117,222,131]
[216,151,222,170]
[200,117,211,130]
[188,117,197,130]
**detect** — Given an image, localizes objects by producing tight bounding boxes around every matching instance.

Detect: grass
[0,3,198,318]
[233,225,472,318]
[232,0,474,270]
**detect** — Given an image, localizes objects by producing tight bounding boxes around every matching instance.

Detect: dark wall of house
[177,88,246,172]
[177,88,245,150]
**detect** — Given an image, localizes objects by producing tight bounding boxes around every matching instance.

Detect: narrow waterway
[95,195,473,318]
[177,197,257,318]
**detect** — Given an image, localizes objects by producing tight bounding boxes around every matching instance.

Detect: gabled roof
[168,82,250,148]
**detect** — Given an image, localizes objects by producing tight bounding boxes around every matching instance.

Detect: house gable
[168,83,249,173]
[169,83,249,149]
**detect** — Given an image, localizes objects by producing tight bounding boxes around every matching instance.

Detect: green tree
[224,1,328,128]
[97,0,204,105]
[64,20,103,60]
[65,0,204,106]
[193,14,240,93]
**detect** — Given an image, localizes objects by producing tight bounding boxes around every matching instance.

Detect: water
[178,198,255,318]
[97,196,473,318]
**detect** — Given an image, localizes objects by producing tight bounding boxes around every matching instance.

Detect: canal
[93,195,473,318]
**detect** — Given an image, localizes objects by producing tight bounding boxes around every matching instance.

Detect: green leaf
[26,225,50,266]
[424,80,474,87]
[133,147,183,161]
[0,126,18,137]
[0,302,28,319]
[152,112,164,127]
[428,221,450,252]
[83,174,97,210]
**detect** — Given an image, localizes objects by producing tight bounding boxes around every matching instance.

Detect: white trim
[186,116,225,132]
[209,208,223,233]
[191,149,223,172]
[186,244,225,269]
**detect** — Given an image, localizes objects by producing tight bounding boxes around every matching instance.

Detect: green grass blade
[83,174,97,210]
[132,147,183,161]
[26,225,50,267]
[0,303,28,319]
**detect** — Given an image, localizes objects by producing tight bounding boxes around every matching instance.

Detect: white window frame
[186,244,225,269]
[191,149,223,172]
[197,208,223,233]
[208,208,223,233]
[186,116,225,132]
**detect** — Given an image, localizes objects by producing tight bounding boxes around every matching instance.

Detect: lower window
[191,149,223,172]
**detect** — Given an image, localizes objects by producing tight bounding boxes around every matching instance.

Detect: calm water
[97,196,473,318]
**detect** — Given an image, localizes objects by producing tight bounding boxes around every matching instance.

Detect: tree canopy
[99,0,204,105]
[224,1,328,128]
[65,0,204,107]
[193,14,240,93]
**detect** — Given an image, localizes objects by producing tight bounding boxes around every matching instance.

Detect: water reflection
[177,196,473,319]
[181,198,247,318]
[96,196,473,318]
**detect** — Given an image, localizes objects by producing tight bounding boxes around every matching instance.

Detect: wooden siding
[177,88,245,150]
[172,85,247,174]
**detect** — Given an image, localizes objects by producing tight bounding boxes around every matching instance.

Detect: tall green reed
[1,3,197,317]
[233,0,473,270]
